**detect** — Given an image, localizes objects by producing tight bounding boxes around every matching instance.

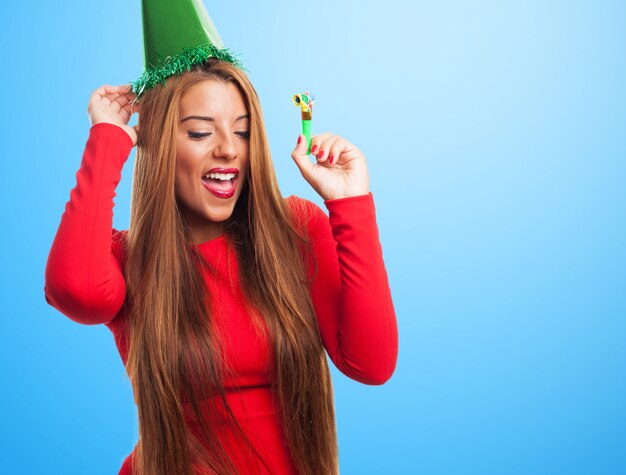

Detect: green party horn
[292,92,315,154]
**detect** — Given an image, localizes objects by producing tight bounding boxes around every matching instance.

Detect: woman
[45,59,398,474]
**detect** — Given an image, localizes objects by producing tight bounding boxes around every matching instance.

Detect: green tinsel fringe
[131,44,245,97]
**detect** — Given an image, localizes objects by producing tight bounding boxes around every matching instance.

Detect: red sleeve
[44,123,133,325]
[293,193,398,385]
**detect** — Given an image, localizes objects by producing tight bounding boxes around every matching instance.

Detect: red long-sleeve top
[44,123,398,474]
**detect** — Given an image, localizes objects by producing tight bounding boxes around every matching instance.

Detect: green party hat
[131,0,244,97]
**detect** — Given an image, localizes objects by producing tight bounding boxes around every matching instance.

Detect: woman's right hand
[87,84,139,146]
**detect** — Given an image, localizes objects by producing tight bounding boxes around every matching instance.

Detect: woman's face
[175,79,250,244]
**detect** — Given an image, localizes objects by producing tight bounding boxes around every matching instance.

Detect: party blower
[292,92,315,154]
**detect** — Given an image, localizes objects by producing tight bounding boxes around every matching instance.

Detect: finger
[93,85,108,96]
[120,101,133,115]
[315,135,343,164]
[112,93,133,112]
[121,102,139,119]
[102,92,123,111]
[309,132,333,156]
[102,92,135,117]
[92,88,120,108]
[93,85,116,99]
[116,93,140,115]
[97,85,132,102]
[118,106,132,123]
[106,92,129,111]
[119,87,137,105]
[129,97,141,114]
[291,134,315,179]
[335,139,363,164]
[327,137,352,165]
[102,84,130,95]
[112,91,131,105]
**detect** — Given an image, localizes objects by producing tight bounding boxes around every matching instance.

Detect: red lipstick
[201,168,240,199]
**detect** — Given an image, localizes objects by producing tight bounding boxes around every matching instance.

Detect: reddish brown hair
[123,59,338,474]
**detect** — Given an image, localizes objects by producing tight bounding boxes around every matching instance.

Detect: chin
[204,210,233,223]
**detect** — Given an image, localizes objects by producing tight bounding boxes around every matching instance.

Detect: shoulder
[284,195,328,235]
[285,194,327,218]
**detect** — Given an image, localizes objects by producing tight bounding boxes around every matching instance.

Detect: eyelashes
[187,131,250,139]
[187,131,211,139]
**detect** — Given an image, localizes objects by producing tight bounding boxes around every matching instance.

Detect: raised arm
[44,85,137,325]
[300,194,398,385]
[290,131,398,385]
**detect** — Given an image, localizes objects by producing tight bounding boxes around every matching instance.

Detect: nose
[213,130,238,161]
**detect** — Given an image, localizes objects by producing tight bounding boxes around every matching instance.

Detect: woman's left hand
[291,133,370,201]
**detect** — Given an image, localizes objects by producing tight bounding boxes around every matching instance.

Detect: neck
[180,208,224,245]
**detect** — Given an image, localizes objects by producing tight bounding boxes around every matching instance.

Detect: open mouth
[201,168,239,199]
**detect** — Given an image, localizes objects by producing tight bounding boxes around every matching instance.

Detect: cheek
[173,170,183,197]
[240,153,250,183]
[175,152,197,180]
[174,158,197,202]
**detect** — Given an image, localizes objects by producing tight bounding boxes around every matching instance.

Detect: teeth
[203,172,236,181]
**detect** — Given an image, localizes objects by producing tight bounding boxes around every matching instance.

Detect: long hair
[123,58,338,474]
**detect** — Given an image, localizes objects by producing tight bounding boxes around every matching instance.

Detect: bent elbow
[44,276,121,326]
[337,352,398,386]
[360,360,397,386]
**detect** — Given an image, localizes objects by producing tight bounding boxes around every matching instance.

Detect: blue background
[1,1,625,473]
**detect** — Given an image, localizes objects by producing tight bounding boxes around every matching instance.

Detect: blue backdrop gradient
[1,1,625,474]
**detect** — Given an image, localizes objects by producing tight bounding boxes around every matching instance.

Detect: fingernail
[311,144,318,154]
[317,150,324,159]
[329,153,334,164]
[297,135,302,145]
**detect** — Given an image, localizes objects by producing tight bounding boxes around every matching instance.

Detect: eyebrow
[180,114,250,123]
